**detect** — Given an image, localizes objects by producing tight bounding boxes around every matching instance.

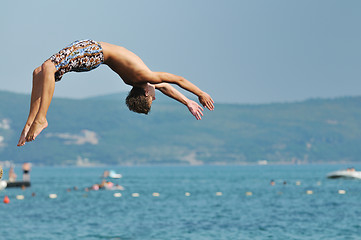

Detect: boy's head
[126,84,155,114]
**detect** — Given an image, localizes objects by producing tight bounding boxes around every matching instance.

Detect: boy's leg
[17,66,43,146]
[25,60,56,142]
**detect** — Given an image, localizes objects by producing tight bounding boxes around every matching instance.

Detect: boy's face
[145,83,156,101]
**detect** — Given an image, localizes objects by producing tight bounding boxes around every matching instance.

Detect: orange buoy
[3,195,10,204]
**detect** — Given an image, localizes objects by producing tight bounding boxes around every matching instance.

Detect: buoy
[296,181,301,186]
[245,192,253,196]
[49,194,57,199]
[113,193,122,198]
[3,195,10,204]
[152,192,160,197]
[185,192,191,197]
[0,180,7,190]
[16,195,25,200]
[338,190,346,195]
[132,193,140,198]
[306,190,313,195]
[216,192,223,196]
[0,166,3,179]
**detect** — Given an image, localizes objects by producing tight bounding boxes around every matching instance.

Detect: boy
[17,40,214,146]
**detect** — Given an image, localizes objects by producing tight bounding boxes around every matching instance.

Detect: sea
[0,164,361,240]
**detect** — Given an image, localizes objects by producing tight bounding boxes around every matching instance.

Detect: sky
[0,0,360,104]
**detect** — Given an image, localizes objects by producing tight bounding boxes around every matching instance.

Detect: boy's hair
[125,87,152,114]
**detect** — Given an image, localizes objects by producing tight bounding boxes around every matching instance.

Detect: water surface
[1,164,360,240]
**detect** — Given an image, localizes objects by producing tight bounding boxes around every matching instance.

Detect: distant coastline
[1,90,361,166]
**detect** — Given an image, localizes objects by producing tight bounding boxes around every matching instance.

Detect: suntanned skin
[17,41,214,146]
[154,83,204,120]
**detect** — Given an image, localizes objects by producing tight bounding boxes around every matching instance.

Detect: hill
[0,90,360,165]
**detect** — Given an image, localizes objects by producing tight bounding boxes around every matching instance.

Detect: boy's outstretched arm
[144,72,214,111]
[154,83,204,120]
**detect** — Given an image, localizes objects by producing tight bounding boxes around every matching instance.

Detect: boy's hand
[198,92,214,111]
[187,100,204,120]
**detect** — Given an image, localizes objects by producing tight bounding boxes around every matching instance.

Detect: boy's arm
[145,72,214,111]
[154,83,204,120]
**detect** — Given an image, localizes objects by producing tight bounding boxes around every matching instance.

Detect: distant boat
[109,170,122,179]
[327,169,361,179]
[6,181,31,188]
[0,180,31,190]
[0,162,32,189]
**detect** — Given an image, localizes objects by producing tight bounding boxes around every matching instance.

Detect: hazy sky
[0,0,360,104]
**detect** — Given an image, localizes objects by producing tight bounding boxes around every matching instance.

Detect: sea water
[0,164,361,240]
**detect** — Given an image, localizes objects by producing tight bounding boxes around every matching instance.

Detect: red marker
[3,195,10,204]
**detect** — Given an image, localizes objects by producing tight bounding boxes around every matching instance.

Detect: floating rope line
[0,166,3,179]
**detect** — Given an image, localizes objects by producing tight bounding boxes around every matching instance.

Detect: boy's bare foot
[17,125,31,147]
[25,120,48,142]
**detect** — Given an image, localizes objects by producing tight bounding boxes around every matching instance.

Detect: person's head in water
[126,83,156,114]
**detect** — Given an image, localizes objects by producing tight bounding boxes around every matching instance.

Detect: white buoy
[0,181,7,190]
[152,192,160,197]
[338,190,346,195]
[132,193,140,198]
[185,192,191,197]
[113,193,122,198]
[296,181,301,186]
[306,190,313,195]
[16,195,25,200]
[49,194,57,199]
[245,192,253,196]
[216,192,223,196]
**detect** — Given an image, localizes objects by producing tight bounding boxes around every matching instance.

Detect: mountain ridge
[0,90,360,166]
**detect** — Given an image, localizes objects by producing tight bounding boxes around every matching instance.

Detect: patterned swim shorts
[48,39,104,82]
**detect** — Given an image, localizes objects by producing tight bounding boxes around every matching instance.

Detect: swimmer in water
[17,40,214,146]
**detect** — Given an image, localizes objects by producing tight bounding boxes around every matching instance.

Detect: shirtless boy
[17,39,214,146]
